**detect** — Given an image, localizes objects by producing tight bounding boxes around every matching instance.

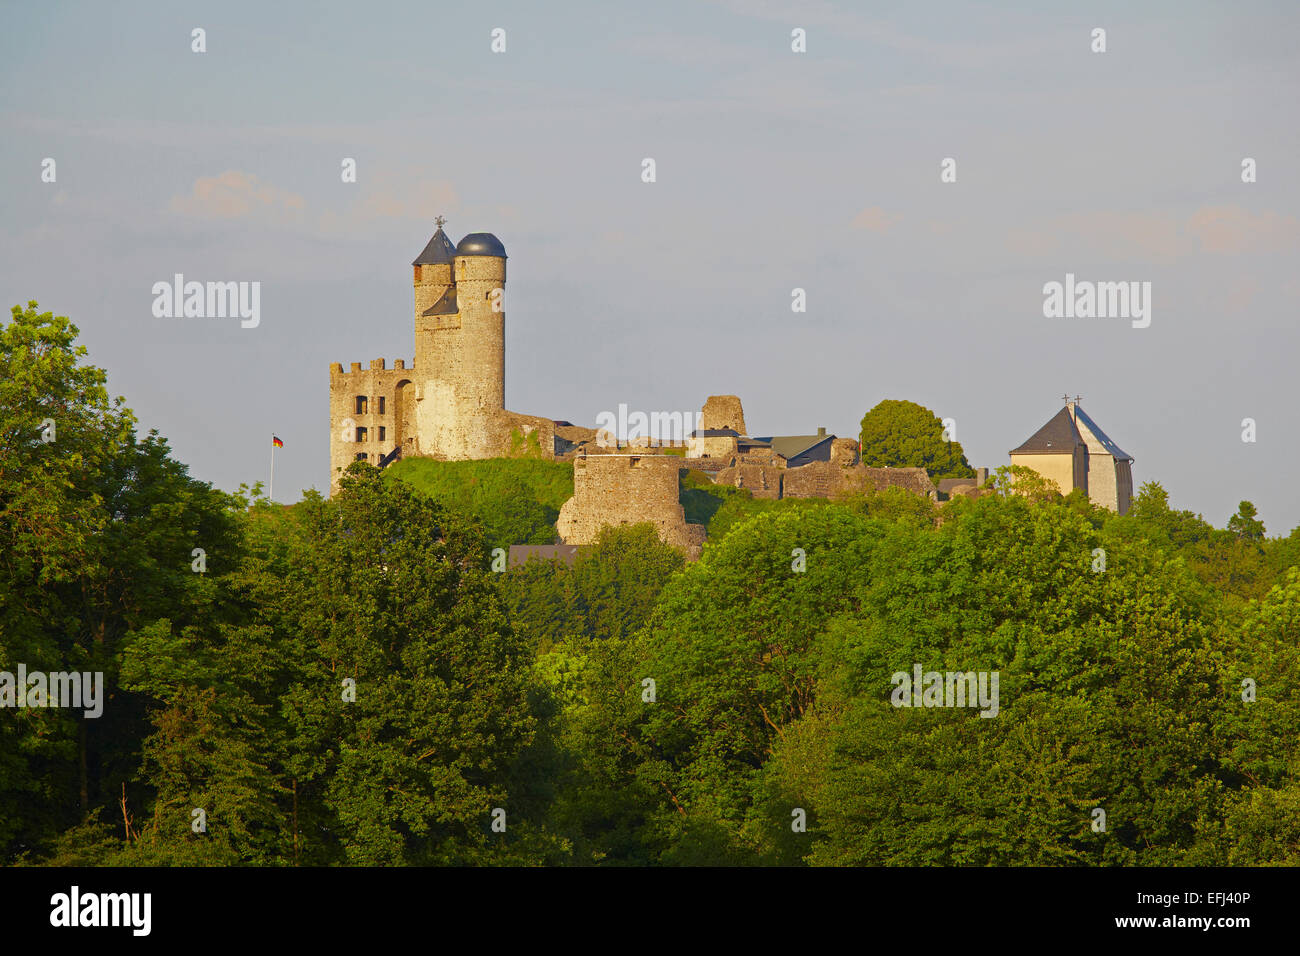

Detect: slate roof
[421,285,458,316]
[413,226,456,266]
[1009,408,1085,455]
[457,233,507,258]
[1073,406,1133,462]
[756,434,835,462]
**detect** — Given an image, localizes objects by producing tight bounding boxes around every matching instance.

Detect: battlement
[331,358,410,378]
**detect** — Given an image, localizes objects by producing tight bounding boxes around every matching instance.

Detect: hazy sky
[2,1,1297,530]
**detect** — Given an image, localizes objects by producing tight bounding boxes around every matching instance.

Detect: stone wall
[830,438,859,467]
[713,462,783,498]
[700,395,746,435]
[1010,449,1087,496]
[687,434,739,458]
[557,454,706,559]
[781,462,937,500]
[413,252,507,460]
[329,358,414,494]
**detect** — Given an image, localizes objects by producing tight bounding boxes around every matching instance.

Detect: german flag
[272,436,284,448]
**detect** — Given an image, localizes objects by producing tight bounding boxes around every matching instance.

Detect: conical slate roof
[1010,407,1085,454]
[413,226,456,266]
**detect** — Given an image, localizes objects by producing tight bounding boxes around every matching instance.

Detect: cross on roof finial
[1074,394,1082,405]
[434,215,446,229]
[1061,393,1071,404]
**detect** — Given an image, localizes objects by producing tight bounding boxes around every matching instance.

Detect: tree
[1227,501,1266,543]
[858,399,974,479]
[1,302,242,861]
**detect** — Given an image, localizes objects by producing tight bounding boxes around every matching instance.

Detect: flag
[272,436,283,448]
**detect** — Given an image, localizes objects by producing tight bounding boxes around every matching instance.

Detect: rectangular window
[355,396,368,415]
[378,397,386,415]
[378,426,386,442]
[355,426,368,443]
[355,452,367,461]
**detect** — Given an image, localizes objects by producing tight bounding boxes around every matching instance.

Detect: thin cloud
[168,170,305,221]
[851,206,902,232]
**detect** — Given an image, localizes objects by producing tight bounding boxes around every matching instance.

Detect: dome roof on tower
[456,233,507,258]
[413,225,456,266]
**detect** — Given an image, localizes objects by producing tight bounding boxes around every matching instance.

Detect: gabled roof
[1009,407,1084,455]
[1072,406,1133,462]
[421,285,458,316]
[413,226,456,266]
[756,434,834,461]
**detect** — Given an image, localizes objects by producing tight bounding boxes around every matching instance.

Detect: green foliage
[499,524,685,651]
[384,455,573,548]
[1120,481,1274,606]
[0,302,243,860]
[507,426,545,459]
[6,304,1300,868]
[858,399,974,479]
[1228,500,1266,542]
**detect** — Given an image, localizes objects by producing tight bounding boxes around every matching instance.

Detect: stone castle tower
[329,221,559,493]
[413,225,507,459]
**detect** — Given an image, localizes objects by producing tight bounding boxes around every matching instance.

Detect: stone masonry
[329,223,558,494]
[700,395,746,435]
[557,452,706,559]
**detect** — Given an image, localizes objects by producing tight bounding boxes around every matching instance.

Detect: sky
[1,0,1297,531]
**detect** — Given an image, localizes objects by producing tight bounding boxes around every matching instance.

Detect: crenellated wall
[328,358,414,493]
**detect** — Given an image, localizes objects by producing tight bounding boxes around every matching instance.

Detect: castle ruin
[328,221,572,494]
[557,451,707,560]
[329,224,1125,559]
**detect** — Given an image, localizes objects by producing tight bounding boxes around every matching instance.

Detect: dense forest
[3,301,1299,866]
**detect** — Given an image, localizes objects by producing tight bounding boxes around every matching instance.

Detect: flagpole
[269,438,275,503]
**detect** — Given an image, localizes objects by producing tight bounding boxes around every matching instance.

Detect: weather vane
[435,215,446,229]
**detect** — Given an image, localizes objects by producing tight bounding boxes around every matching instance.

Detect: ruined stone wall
[830,438,859,467]
[700,395,746,435]
[781,462,937,500]
[557,454,705,559]
[496,410,558,458]
[713,462,783,499]
[687,434,739,458]
[329,358,414,494]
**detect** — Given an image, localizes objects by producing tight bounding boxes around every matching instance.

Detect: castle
[331,224,1135,557]
[328,220,575,494]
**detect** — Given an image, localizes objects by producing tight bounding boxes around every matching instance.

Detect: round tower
[412,225,509,459]
[452,232,507,412]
